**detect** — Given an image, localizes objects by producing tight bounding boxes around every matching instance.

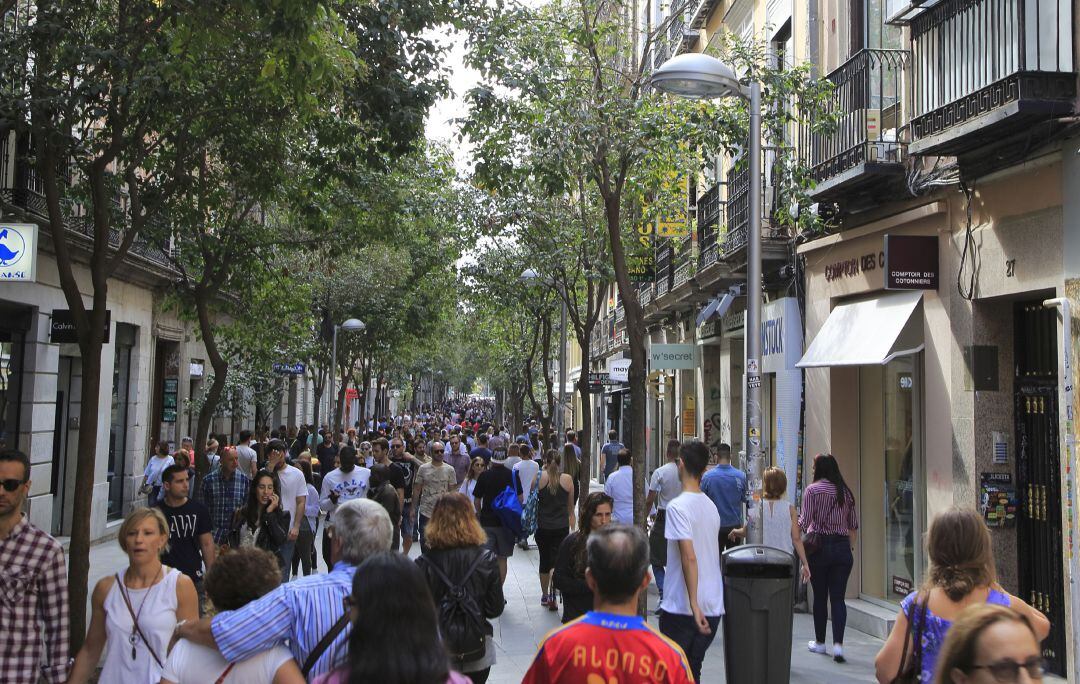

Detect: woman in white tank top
[69,507,199,684]
[728,466,812,584]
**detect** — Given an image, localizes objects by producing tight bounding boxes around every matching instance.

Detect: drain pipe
[1043,296,1078,683]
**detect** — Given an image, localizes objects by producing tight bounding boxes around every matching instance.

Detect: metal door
[1015,303,1065,675]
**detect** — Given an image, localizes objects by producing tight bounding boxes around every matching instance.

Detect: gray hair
[333,498,393,564]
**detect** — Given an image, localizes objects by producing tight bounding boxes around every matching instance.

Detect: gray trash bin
[721,544,796,684]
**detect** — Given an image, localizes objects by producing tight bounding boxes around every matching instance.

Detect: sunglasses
[970,656,1044,682]
[392,444,403,449]
[1,478,27,492]
[432,448,445,454]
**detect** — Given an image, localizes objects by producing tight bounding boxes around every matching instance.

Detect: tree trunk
[576,375,593,505]
[193,287,227,474]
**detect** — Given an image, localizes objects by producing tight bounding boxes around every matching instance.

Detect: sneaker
[808,641,826,654]
[547,597,558,611]
[540,594,549,606]
[833,644,846,663]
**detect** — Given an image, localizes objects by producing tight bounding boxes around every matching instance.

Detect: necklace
[120,565,163,660]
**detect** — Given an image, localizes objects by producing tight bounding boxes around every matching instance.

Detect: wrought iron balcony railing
[654,240,674,297]
[673,234,694,288]
[697,181,723,270]
[800,49,908,194]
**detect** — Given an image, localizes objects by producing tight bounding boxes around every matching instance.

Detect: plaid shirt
[0,515,70,684]
[201,469,252,545]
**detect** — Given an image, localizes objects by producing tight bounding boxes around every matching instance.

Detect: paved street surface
[85,528,884,682]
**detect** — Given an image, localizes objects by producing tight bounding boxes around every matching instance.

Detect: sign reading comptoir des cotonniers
[884,234,939,290]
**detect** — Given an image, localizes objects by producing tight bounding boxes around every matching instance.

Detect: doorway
[51,356,78,537]
[1014,302,1065,675]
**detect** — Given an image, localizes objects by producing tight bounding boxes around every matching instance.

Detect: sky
[425,28,481,171]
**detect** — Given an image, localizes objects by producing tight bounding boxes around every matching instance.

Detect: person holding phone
[234,470,291,575]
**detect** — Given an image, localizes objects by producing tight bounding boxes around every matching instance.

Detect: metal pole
[745,81,765,545]
[558,297,568,443]
[329,325,338,434]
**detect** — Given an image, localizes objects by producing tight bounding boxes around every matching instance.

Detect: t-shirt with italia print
[157,498,212,580]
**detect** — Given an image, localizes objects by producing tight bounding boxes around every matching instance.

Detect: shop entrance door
[1014,302,1065,676]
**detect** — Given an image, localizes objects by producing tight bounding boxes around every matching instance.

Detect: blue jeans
[652,564,665,599]
[659,611,721,682]
[807,535,854,644]
[279,540,296,580]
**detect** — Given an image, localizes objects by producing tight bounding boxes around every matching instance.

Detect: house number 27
[1006,259,1016,277]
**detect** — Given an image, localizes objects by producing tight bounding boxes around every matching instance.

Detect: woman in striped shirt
[799,453,859,663]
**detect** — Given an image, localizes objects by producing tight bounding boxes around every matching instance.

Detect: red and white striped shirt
[798,481,859,535]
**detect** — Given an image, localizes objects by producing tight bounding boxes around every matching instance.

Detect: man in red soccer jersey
[523,524,693,683]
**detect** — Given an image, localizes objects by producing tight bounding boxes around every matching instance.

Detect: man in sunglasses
[0,449,70,683]
[412,441,457,553]
[388,437,423,554]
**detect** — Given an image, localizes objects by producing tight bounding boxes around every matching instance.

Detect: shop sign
[650,343,697,370]
[50,309,111,344]
[892,576,914,596]
[760,297,803,373]
[588,372,609,392]
[681,394,696,436]
[189,360,204,377]
[272,362,305,375]
[0,223,38,282]
[825,250,884,282]
[722,310,744,334]
[607,357,632,383]
[162,376,178,423]
[884,234,938,290]
[345,388,359,400]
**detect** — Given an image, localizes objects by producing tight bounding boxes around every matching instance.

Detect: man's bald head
[586,524,650,603]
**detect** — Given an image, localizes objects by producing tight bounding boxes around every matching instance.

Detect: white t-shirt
[275,464,307,528]
[649,462,683,510]
[320,466,371,522]
[513,459,540,496]
[661,491,724,617]
[162,640,293,683]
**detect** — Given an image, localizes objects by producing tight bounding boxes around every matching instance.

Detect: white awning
[797,290,924,368]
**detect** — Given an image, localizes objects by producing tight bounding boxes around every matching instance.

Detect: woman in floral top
[874,509,1049,683]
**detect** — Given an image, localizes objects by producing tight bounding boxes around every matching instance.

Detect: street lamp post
[329,318,366,435]
[651,54,765,545]
[520,268,568,443]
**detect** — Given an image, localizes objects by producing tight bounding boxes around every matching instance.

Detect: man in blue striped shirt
[174,498,393,678]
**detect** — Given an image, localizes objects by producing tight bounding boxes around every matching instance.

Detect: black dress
[552,532,593,623]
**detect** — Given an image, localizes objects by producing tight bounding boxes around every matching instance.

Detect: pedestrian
[561,442,581,501]
[727,466,811,583]
[69,508,199,684]
[316,431,339,483]
[141,441,174,506]
[265,439,306,578]
[175,498,393,679]
[523,525,693,683]
[458,456,485,499]
[161,548,304,683]
[504,442,522,472]
[514,443,541,550]
[645,438,683,604]
[565,429,581,458]
[413,440,459,551]
[312,552,470,684]
[799,453,860,662]
[552,492,613,623]
[469,432,494,468]
[0,449,70,684]
[293,460,320,577]
[235,430,258,478]
[201,446,251,552]
[234,469,291,572]
[369,462,404,552]
[320,445,371,567]
[534,449,575,611]
[931,603,1045,684]
[874,509,1049,683]
[600,430,624,481]
[359,440,373,468]
[472,441,516,583]
[416,493,505,683]
[659,439,724,681]
[390,436,423,554]
[603,448,634,524]
[700,442,746,552]
[205,439,221,472]
[156,464,215,615]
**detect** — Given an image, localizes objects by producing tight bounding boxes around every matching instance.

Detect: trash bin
[721,544,796,684]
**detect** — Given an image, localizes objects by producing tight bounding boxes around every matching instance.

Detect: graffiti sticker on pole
[747,358,760,374]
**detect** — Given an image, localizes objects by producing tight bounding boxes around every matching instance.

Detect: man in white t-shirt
[234,430,258,478]
[659,439,723,684]
[161,547,301,683]
[320,446,371,524]
[645,438,683,603]
[266,440,306,580]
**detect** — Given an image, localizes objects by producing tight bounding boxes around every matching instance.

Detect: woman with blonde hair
[416,493,505,683]
[534,449,575,610]
[875,509,1049,683]
[933,603,1044,683]
[728,466,811,583]
[69,508,199,683]
[561,442,581,503]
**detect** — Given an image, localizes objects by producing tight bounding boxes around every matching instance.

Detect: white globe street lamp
[330,318,366,433]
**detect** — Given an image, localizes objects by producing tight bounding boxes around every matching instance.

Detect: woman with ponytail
[533,449,576,610]
[874,509,1049,683]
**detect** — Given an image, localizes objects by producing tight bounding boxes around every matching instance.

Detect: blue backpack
[492,481,524,538]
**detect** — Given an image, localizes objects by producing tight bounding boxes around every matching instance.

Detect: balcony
[722,164,791,267]
[687,0,721,28]
[668,15,700,55]
[672,234,694,289]
[907,0,1076,158]
[801,49,909,202]
[697,181,723,270]
[654,240,674,298]
[637,282,654,309]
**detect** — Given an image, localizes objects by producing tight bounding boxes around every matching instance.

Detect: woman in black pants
[533,449,576,611]
[798,453,859,664]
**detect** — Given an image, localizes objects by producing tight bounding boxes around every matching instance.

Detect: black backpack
[420,552,488,665]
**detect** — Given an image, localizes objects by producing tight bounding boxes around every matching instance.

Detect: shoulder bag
[891,591,929,684]
[114,573,164,668]
[301,612,351,677]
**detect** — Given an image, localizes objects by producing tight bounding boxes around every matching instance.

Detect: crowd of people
[0,398,1054,683]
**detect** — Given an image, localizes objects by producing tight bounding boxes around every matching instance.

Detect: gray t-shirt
[649,461,683,510]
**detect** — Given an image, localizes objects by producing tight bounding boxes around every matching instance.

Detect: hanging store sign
[588,372,609,393]
[650,343,697,370]
[189,360,204,377]
[884,234,938,290]
[50,309,111,344]
[272,362,305,375]
[760,297,803,373]
[0,223,38,282]
[607,358,632,383]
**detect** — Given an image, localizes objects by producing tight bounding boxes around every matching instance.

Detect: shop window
[0,331,25,452]
[108,329,134,521]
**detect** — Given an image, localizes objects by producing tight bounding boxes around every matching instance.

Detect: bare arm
[563,474,576,529]
[272,658,306,684]
[199,532,216,570]
[68,578,112,684]
[175,574,200,623]
[644,489,657,514]
[874,609,910,683]
[474,495,483,515]
[789,507,811,582]
[175,616,218,649]
[677,538,711,634]
[290,493,305,540]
